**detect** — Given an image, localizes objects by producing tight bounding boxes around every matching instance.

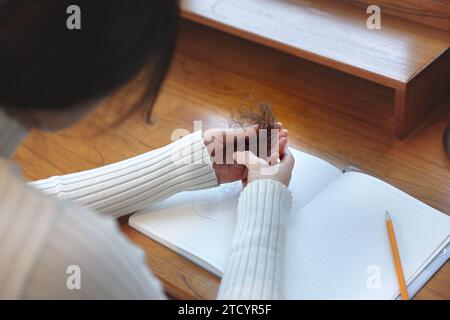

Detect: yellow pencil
[386,211,409,300]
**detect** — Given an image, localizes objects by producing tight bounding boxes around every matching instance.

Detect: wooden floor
[13,20,450,299]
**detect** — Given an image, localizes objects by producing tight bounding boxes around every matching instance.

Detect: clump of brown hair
[231,101,276,130]
[230,101,277,157]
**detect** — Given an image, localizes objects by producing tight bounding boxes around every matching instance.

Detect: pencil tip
[386,211,391,220]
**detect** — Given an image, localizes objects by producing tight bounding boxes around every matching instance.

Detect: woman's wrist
[219,178,291,300]
[237,179,292,228]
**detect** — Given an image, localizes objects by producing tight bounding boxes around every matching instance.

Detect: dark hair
[231,102,277,157]
[0,0,179,110]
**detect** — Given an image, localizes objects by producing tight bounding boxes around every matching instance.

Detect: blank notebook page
[285,172,450,299]
[129,149,341,275]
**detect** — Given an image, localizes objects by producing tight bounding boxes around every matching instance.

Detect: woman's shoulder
[0,158,164,299]
[0,157,62,298]
[0,158,60,213]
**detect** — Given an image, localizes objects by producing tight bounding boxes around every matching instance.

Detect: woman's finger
[279,137,288,158]
[269,151,280,166]
[280,128,288,138]
[273,122,284,130]
[280,147,295,169]
[233,151,267,167]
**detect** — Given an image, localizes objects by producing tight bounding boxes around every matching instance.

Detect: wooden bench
[180,0,450,138]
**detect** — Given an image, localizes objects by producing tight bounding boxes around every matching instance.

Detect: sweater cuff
[238,179,292,225]
[218,179,292,300]
[29,131,219,218]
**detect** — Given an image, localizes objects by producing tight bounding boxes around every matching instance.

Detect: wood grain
[181,0,450,88]
[395,48,450,138]
[181,0,450,138]
[342,0,450,32]
[12,20,450,300]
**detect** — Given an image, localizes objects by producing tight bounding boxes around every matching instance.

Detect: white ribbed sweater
[0,110,291,299]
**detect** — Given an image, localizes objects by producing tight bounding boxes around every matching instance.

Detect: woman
[0,0,294,299]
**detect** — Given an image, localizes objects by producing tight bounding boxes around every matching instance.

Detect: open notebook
[129,148,450,299]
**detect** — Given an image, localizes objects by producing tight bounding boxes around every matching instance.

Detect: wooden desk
[13,20,450,299]
[180,0,450,138]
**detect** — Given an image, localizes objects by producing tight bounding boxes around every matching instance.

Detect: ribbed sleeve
[29,131,219,218]
[218,179,292,300]
[22,201,166,299]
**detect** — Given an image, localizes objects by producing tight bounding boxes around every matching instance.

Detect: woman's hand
[204,122,288,184]
[233,146,295,187]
